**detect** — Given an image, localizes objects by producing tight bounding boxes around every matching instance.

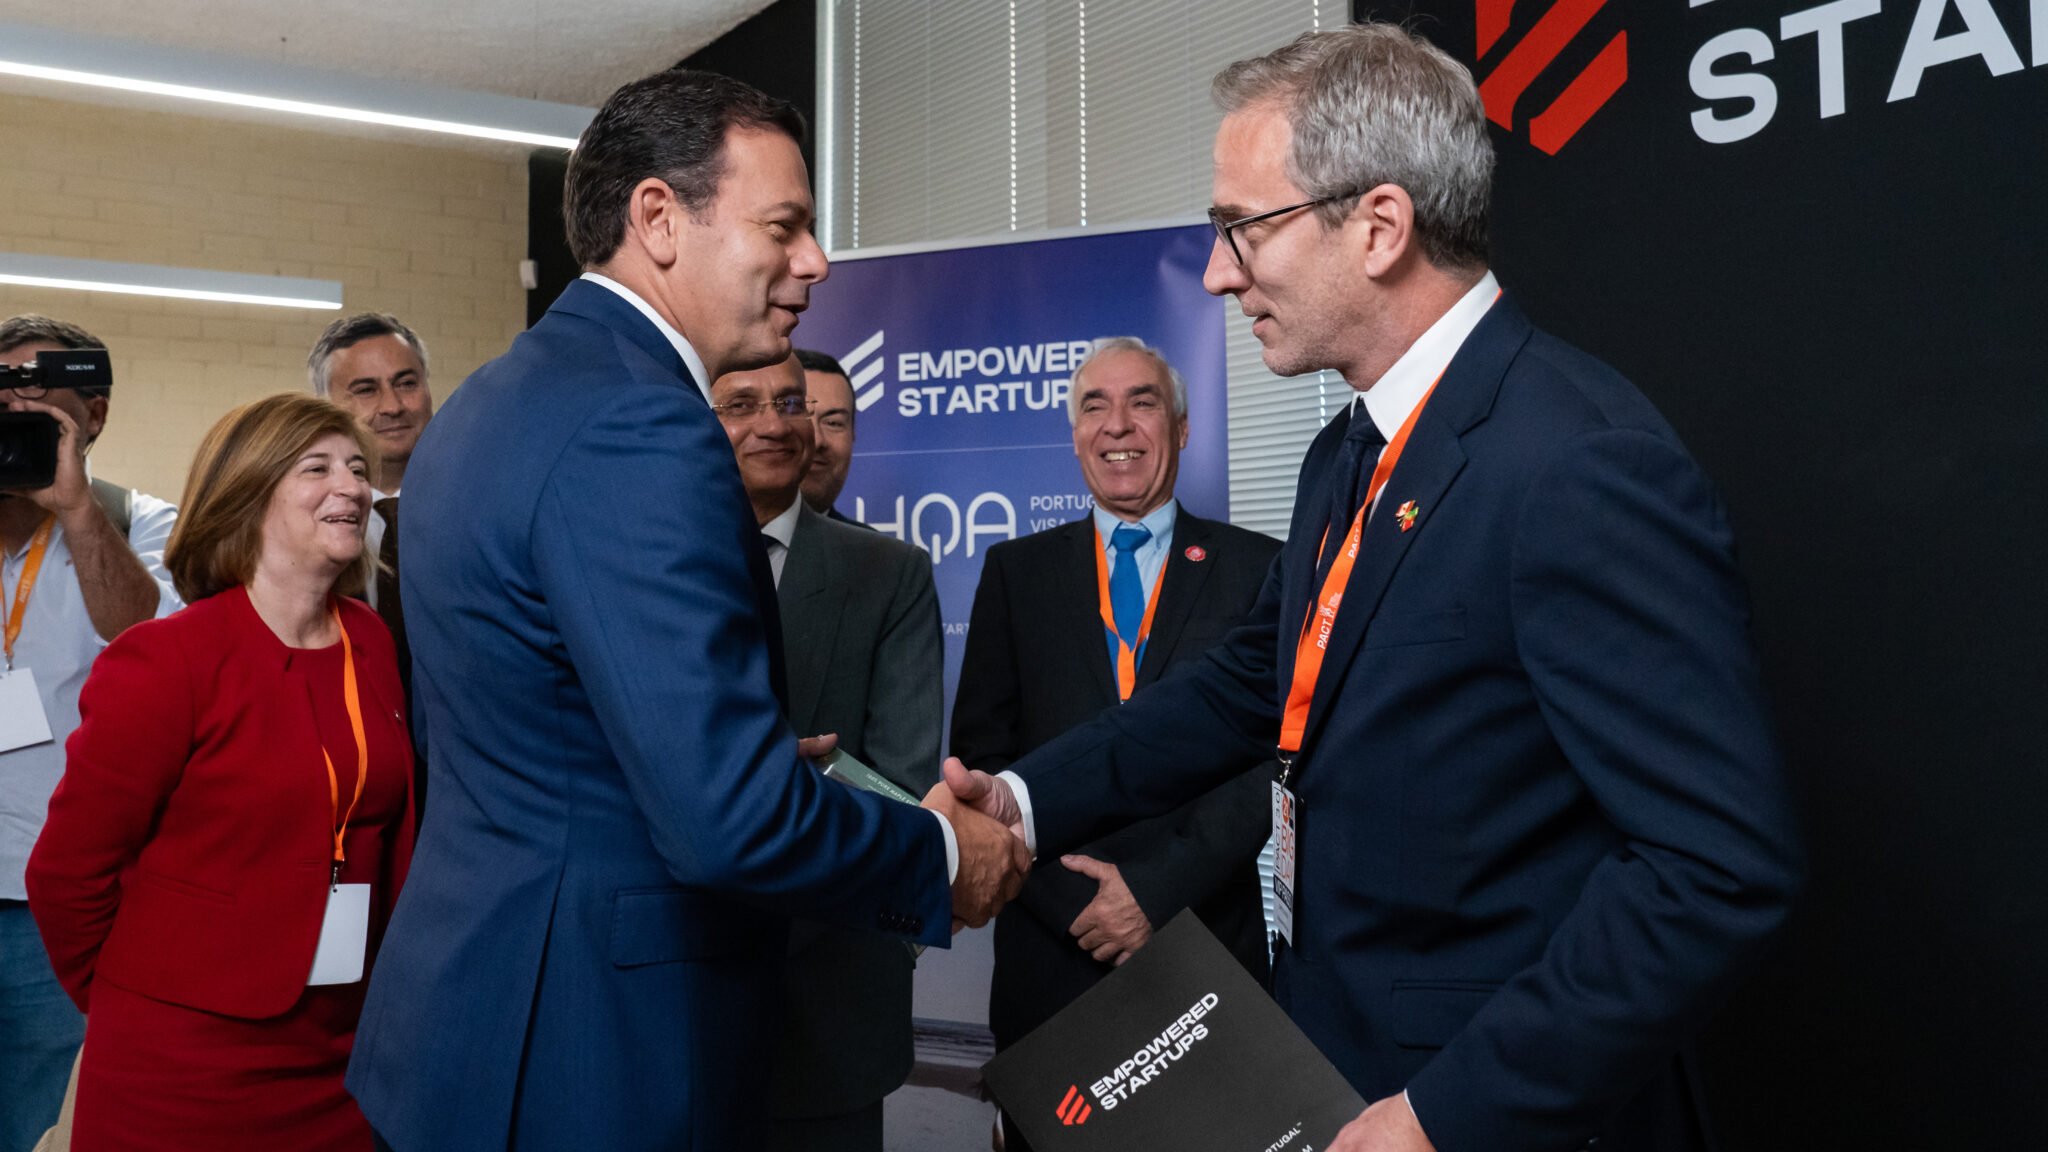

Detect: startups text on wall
[798,224,1228,716]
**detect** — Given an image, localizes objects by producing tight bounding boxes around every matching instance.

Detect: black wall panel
[1355,1,2047,1145]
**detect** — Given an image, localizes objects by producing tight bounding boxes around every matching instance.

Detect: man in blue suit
[944,25,1801,1152]
[347,70,1029,1152]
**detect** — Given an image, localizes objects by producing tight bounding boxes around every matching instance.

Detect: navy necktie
[1108,523,1152,658]
[1316,405,1386,587]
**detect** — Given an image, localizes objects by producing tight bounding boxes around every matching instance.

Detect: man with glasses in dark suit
[943,24,1800,1152]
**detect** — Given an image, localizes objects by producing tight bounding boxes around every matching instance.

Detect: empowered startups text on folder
[983,910,1365,1152]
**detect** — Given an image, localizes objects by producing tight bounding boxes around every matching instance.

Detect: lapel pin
[1184,545,1207,562]
[1395,500,1420,533]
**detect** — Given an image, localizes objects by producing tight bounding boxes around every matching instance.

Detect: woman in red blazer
[27,393,414,1151]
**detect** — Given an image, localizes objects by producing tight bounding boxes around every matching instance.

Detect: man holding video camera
[0,314,178,1151]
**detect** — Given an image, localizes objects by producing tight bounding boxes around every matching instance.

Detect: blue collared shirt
[1092,500,1177,673]
[1091,500,1178,604]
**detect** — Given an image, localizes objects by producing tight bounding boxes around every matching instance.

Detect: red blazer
[26,586,415,1019]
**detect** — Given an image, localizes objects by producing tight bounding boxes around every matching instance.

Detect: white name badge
[307,883,371,985]
[1271,780,1299,947]
[0,668,54,753]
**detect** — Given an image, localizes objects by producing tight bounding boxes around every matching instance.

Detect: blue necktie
[1316,405,1387,587]
[1108,523,1152,661]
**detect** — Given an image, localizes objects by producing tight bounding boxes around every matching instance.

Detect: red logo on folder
[1056,1084,1093,1126]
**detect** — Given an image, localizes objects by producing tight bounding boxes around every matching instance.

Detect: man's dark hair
[307,312,430,397]
[0,314,110,397]
[563,69,806,268]
[794,348,846,378]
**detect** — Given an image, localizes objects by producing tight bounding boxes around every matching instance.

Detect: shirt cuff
[997,770,1038,856]
[932,808,959,883]
[1402,1089,1432,1146]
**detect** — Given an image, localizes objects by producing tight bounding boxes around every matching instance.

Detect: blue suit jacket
[346,279,952,1152]
[1016,295,1801,1152]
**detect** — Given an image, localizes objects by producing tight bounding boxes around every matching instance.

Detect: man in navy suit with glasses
[942,24,1801,1152]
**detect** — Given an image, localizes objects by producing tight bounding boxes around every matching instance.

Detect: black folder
[982,910,1365,1151]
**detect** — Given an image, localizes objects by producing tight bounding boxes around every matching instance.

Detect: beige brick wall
[0,91,530,502]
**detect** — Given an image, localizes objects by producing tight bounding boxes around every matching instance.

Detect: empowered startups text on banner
[799,223,1228,719]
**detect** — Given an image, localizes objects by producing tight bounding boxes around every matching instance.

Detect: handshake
[921,758,1031,932]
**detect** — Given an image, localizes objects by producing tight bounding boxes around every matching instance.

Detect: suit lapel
[1135,508,1217,689]
[1289,294,1534,757]
[1298,413,1468,754]
[776,508,841,735]
[1276,412,1353,690]
[546,278,698,398]
[1061,519,1120,707]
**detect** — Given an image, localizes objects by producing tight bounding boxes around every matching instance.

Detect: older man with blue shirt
[953,337,1279,1152]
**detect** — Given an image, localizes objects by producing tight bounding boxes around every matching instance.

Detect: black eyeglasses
[1207,192,1357,266]
[711,395,815,422]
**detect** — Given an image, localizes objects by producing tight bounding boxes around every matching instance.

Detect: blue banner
[798,223,1228,722]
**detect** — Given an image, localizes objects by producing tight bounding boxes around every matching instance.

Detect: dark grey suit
[766,504,944,1152]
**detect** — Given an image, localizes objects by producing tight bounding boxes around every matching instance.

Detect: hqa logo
[1473,0,1629,154]
[838,329,888,413]
[1055,1084,1094,1127]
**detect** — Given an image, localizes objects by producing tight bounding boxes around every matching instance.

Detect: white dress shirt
[578,272,716,403]
[1352,271,1501,516]
[364,486,395,610]
[758,498,803,588]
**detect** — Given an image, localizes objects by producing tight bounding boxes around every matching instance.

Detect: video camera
[0,348,111,490]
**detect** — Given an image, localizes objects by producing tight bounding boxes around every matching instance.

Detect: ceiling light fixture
[0,61,582,150]
[0,254,342,310]
[0,23,591,151]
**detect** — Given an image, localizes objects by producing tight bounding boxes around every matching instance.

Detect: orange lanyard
[1277,378,1440,756]
[2,516,56,670]
[1093,524,1168,702]
[321,607,370,886]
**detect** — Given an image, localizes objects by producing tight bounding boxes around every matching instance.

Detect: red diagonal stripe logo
[1529,32,1626,154]
[1057,1085,1090,1125]
[1476,0,1517,55]
[1475,0,1627,154]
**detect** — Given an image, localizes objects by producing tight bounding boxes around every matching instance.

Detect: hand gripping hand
[940,758,1026,843]
[923,778,1031,932]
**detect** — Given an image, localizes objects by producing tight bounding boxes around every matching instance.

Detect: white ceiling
[0,0,776,107]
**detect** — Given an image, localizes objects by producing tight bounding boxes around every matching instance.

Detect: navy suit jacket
[1014,295,1801,1152]
[346,279,952,1152]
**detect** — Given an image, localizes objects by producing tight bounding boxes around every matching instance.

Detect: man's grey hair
[1213,23,1493,270]
[1067,337,1189,426]
[307,312,430,397]
[0,314,111,398]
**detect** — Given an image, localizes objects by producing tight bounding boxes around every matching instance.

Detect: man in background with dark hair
[795,348,861,523]
[308,312,434,807]
[0,314,177,1151]
[347,69,1028,1152]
